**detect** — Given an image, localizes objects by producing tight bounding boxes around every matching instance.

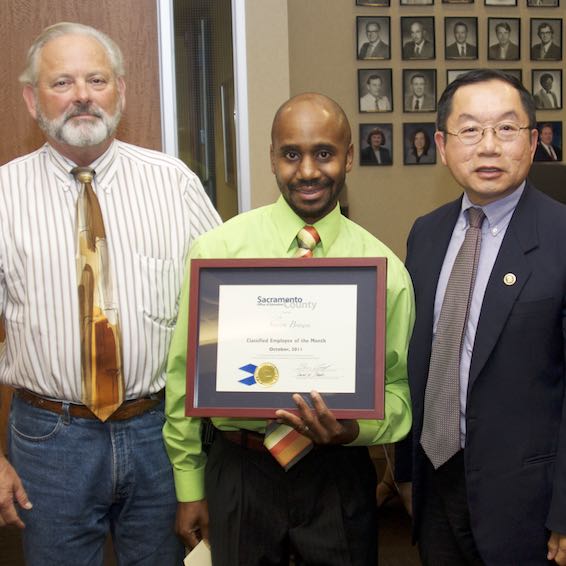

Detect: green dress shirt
[164,196,415,502]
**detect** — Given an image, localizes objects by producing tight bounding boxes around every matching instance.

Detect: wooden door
[0,0,162,454]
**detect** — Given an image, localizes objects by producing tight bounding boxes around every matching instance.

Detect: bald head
[269,92,353,225]
[271,93,351,147]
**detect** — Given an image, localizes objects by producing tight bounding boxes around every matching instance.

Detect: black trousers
[418,450,484,566]
[205,432,378,566]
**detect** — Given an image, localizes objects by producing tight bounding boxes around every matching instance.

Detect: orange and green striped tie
[263,225,321,469]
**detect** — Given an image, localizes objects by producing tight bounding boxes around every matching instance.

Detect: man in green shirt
[164,93,414,565]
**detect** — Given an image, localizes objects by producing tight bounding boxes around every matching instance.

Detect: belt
[221,429,267,452]
[15,389,165,421]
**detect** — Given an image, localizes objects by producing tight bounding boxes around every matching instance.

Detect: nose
[298,155,320,181]
[73,80,90,103]
[477,127,500,153]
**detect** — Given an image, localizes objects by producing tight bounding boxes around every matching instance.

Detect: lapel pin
[503,273,516,286]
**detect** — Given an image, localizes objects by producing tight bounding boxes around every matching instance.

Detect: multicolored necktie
[73,166,124,421]
[263,225,321,469]
[420,207,485,469]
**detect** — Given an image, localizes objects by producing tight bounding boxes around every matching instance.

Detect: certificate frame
[186,258,387,419]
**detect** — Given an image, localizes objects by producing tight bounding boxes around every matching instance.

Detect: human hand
[548,531,566,564]
[175,500,209,550]
[0,456,32,529]
[275,390,359,445]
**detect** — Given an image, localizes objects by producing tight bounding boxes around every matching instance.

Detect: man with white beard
[0,22,220,565]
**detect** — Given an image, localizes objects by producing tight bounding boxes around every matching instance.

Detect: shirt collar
[271,195,342,255]
[46,140,119,193]
[461,181,525,232]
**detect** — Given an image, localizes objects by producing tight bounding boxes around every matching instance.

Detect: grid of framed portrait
[354,2,564,164]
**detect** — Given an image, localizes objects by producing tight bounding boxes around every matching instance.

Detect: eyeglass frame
[443,122,532,145]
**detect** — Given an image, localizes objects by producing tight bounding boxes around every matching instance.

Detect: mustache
[288,178,333,191]
[64,103,104,122]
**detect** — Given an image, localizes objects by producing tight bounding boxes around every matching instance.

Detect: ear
[434,130,448,166]
[345,143,354,173]
[529,128,539,160]
[270,144,276,174]
[22,85,38,120]
[117,76,126,112]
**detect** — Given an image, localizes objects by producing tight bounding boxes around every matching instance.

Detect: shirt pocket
[137,254,180,327]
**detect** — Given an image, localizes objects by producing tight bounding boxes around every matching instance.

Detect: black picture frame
[530,19,562,62]
[403,123,437,165]
[446,69,473,85]
[445,17,478,60]
[358,69,393,113]
[403,69,437,113]
[442,0,474,3]
[357,16,391,60]
[485,0,517,6]
[400,0,434,6]
[356,0,390,5]
[487,18,521,61]
[359,123,393,166]
[532,69,563,110]
[401,17,436,60]
[527,0,559,7]
[185,258,387,418]
[534,121,563,162]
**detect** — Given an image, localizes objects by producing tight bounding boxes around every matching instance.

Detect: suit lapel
[468,185,539,389]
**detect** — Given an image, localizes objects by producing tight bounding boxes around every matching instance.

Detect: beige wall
[245,0,290,209]
[244,0,566,258]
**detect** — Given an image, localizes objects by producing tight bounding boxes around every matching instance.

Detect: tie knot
[71,166,95,184]
[467,207,485,229]
[295,225,320,257]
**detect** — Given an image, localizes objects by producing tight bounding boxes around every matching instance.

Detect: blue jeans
[8,395,184,566]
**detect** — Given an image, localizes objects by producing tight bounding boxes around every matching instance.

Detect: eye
[317,150,332,160]
[461,126,480,134]
[52,79,71,89]
[497,123,518,133]
[89,77,108,88]
[284,151,300,161]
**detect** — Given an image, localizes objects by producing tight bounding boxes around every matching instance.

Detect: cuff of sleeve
[173,467,205,502]
[347,420,381,446]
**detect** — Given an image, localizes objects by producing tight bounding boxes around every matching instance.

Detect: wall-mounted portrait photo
[358,69,393,113]
[487,18,520,61]
[532,70,562,110]
[359,124,393,166]
[357,17,391,60]
[446,69,473,85]
[445,18,478,60]
[400,0,434,5]
[527,0,559,7]
[403,69,437,112]
[485,0,516,6]
[530,19,562,61]
[401,17,435,60]
[403,123,437,165]
[534,121,562,162]
[356,0,390,6]
[442,0,474,3]
[499,69,523,83]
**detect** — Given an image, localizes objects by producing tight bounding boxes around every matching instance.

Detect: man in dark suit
[358,21,389,59]
[402,21,434,59]
[534,123,562,161]
[445,21,477,59]
[360,127,392,165]
[531,22,561,61]
[404,74,435,112]
[396,69,566,565]
[534,73,560,109]
[488,22,519,60]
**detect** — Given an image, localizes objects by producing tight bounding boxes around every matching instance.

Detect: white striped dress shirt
[0,140,221,401]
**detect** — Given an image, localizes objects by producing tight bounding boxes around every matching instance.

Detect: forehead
[367,24,379,31]
[448,80,527,123]
[39,34,111,74]
[272,101,347,147]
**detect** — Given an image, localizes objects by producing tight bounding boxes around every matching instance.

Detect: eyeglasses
[445,122,531,145]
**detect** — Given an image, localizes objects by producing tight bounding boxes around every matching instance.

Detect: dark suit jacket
[531,42,561,60]
[404,94,435,112]
[535,143,562,162]
[359,40,389,59]
[396,184,566,564]
[402,40,434,59]
[360,145,391,165]
[445,41,478,58]
[488,41,520,60]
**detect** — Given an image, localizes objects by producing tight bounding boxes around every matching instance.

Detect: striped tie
[263,225,321,469]
[74,167,124,421]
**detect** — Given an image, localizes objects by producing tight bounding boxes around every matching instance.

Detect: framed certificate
[186,258,387,419]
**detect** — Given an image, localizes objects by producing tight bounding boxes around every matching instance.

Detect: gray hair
[19,22,125,85]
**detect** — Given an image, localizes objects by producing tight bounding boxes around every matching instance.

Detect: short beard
[36,101,122,148]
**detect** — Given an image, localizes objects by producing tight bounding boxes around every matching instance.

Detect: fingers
[548,531,566,564]
[0,458,31,529]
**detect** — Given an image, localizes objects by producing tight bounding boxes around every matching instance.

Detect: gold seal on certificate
[255,363,279,387]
